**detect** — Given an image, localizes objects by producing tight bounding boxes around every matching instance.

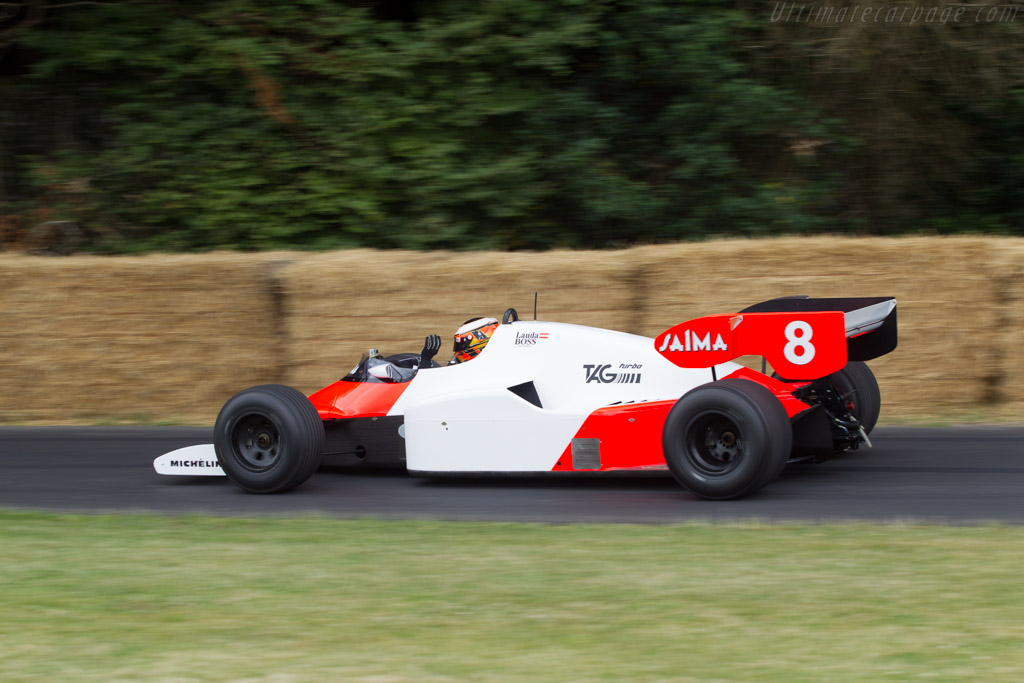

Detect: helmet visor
[453,329,489,353]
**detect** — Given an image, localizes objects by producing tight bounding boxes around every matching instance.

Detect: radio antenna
[533,292,538,320]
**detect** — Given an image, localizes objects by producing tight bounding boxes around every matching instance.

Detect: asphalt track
[1,426,1022,523]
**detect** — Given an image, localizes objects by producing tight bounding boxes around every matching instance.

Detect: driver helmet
[451,317,499,364]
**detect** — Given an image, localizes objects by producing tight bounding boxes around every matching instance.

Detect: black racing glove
[420,334,442,365]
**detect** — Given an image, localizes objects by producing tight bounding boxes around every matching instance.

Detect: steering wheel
[502,308,519,324]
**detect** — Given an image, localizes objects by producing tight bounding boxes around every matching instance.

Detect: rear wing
[655,296,897,380]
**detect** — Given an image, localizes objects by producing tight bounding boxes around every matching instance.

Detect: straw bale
[631,236,1006,415]
[2,237,1021,423]
[994,240,1024,409]
[279,250,638,392]
[0,253,286,422]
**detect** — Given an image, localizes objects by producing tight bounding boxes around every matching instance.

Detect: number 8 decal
[783,320,816,365]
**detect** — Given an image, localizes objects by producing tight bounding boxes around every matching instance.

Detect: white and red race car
[154,296,897,500]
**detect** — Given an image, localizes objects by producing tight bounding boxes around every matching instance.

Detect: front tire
[662,379,792,500]
[214,384,325,493]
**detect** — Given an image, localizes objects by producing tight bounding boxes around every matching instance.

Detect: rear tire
[662,379,792,500]
[830,361,881,434]
[214,384,325,493]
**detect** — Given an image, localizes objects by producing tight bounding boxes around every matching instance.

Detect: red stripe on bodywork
[551,400,675,472]
[552,369,813,472]
[722,367,813,418]
[308,381,409,419]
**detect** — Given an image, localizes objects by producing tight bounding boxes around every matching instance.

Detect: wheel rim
[686,413,745,476]
[230,413,282,472]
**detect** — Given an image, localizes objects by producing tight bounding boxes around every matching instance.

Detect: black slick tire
[214,384,325,493]
[662,378,792,500]
[829,361,881,435]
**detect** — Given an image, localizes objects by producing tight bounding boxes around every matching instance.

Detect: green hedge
[0,0,1021,252]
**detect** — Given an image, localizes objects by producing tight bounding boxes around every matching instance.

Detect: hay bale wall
[994,240,1024,411]
[0,237,1020,423]
[0,253,288,422]
[630,237,1010,418]
[279,250,637,391]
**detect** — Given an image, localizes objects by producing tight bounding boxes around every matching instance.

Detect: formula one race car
[154,296,897,500]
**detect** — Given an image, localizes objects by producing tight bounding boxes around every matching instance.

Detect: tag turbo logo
[657,330,728,353]
[584,363,643,384]
[515,331,549,346]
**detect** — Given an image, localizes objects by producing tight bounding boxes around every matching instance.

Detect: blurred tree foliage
[0,0,1021,252]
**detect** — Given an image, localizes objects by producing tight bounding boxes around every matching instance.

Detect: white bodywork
[395,321,737,473]
[153,444,222,476]
[153,321,736,477]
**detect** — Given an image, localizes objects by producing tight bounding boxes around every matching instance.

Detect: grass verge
[2,512,1023,681]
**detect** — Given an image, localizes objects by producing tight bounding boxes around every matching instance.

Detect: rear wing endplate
[656,296,897,380]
